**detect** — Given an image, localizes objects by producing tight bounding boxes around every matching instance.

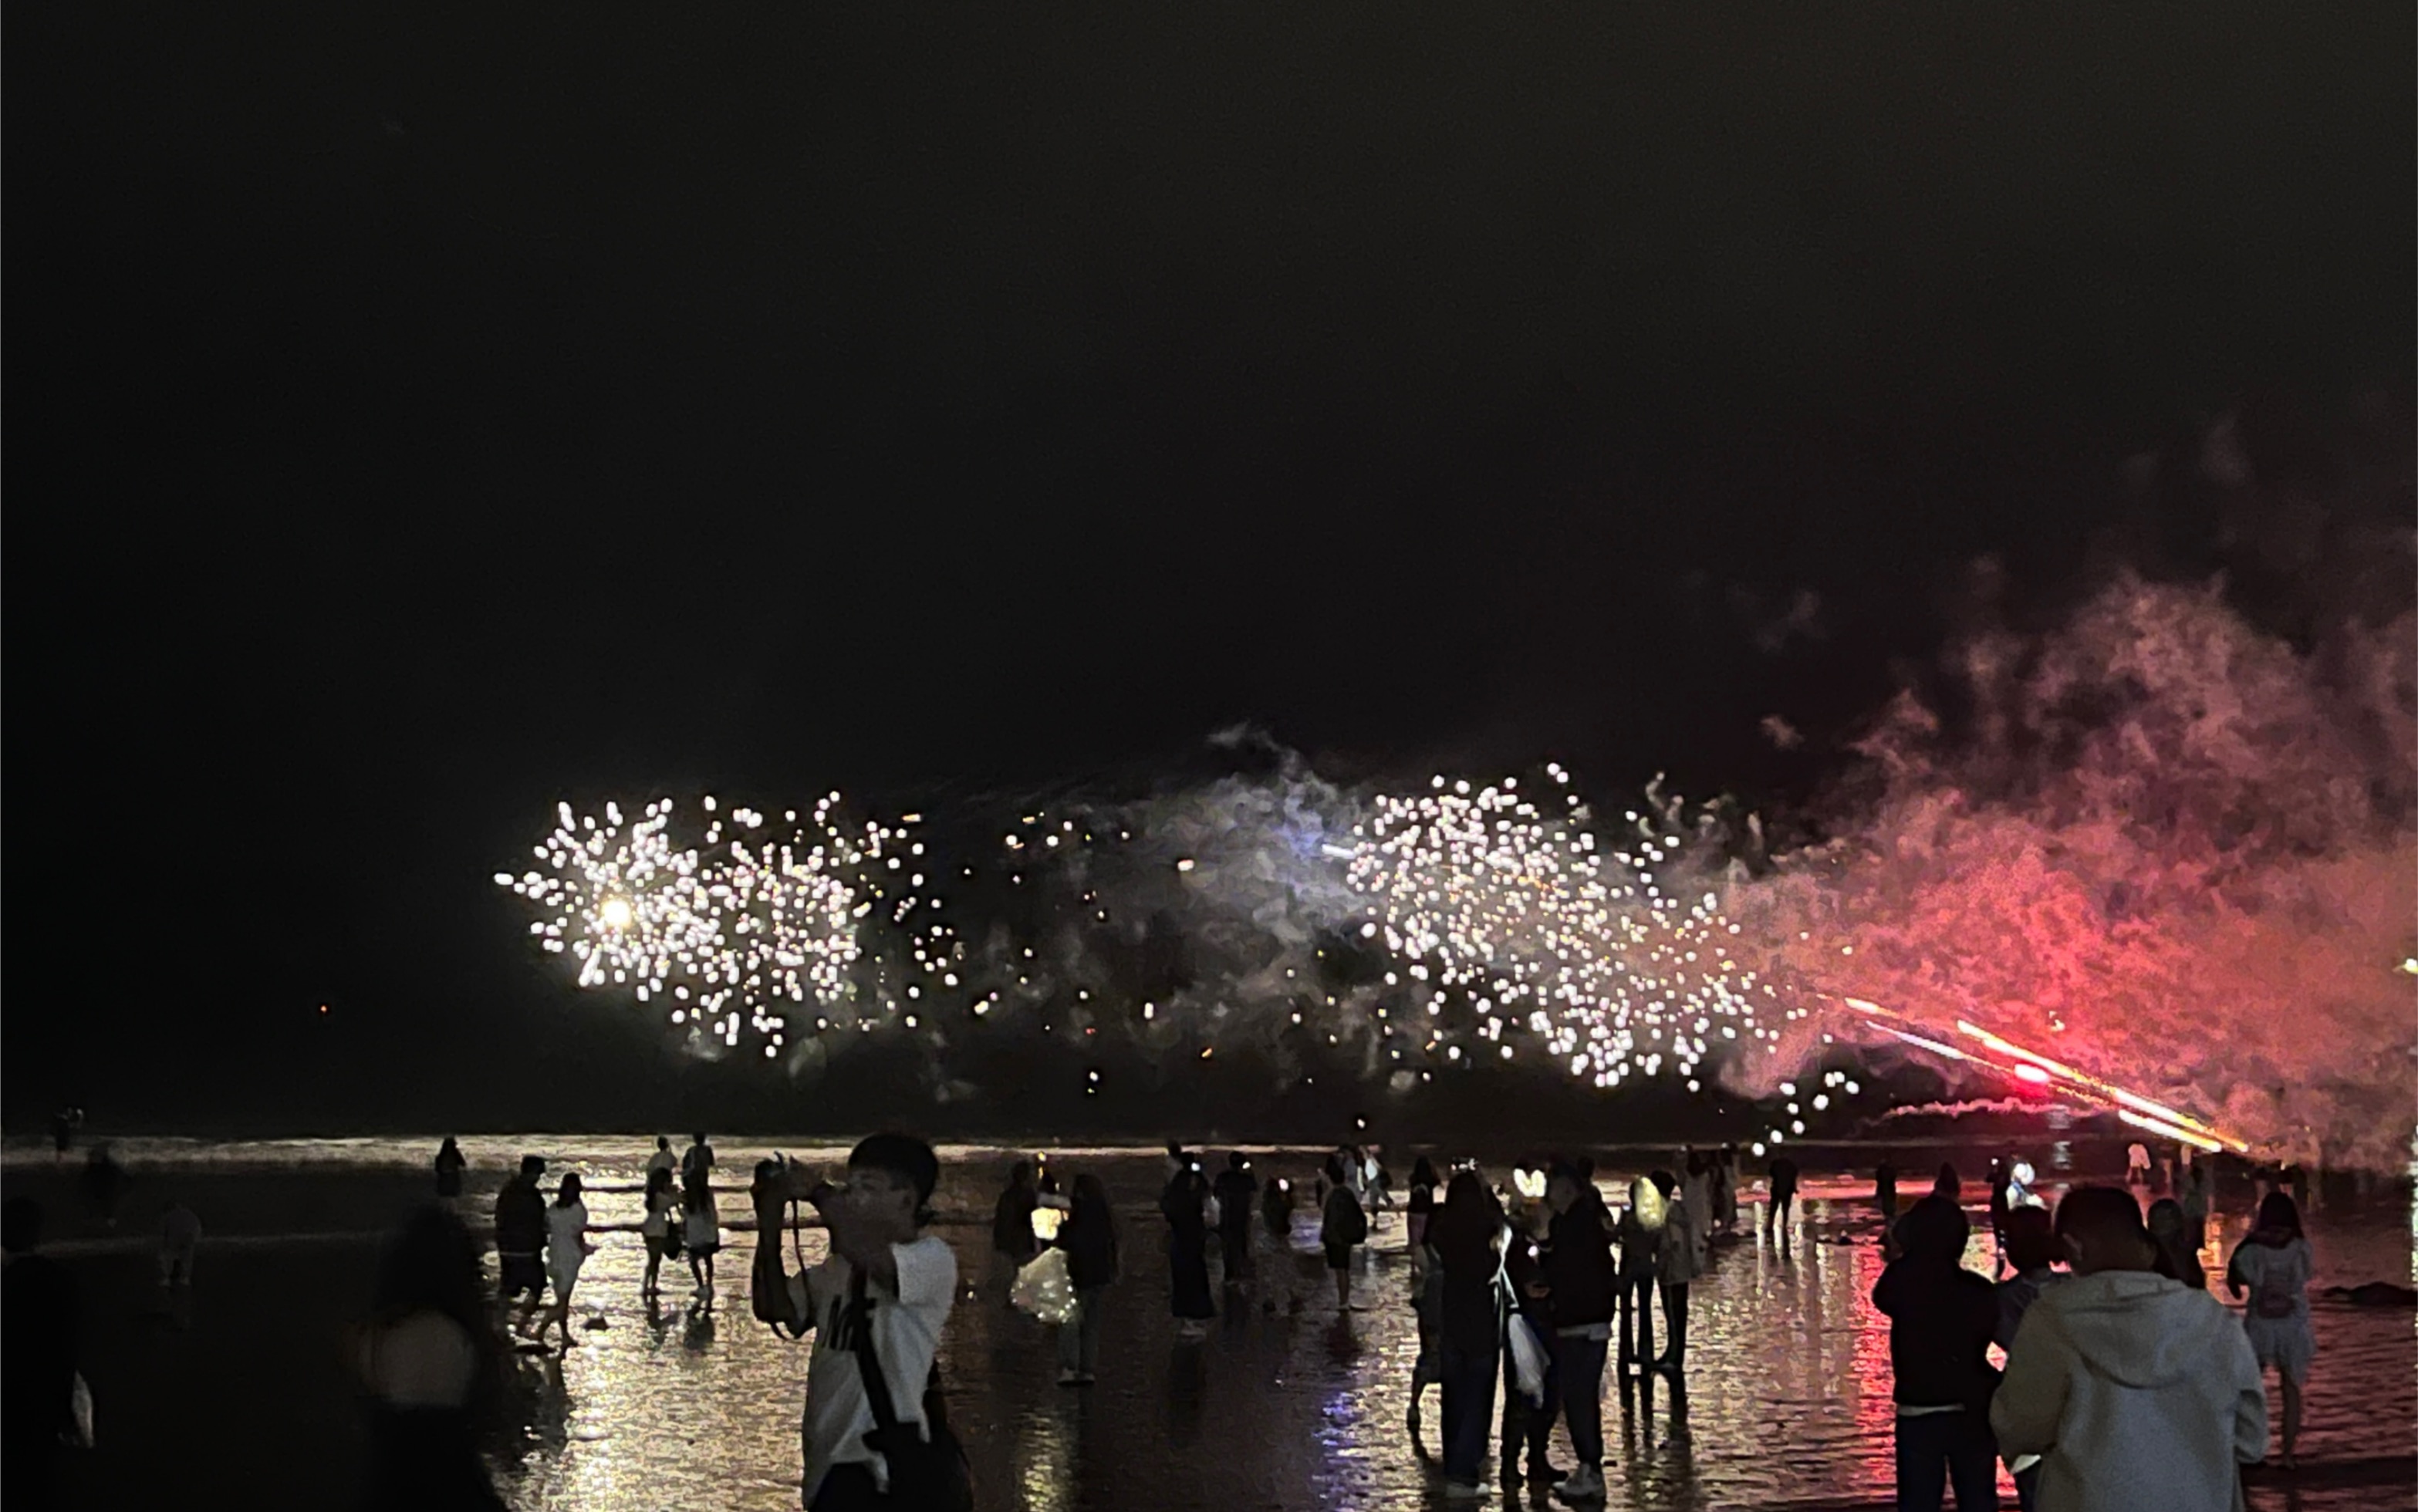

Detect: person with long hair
[1430,1169,1505,1500]
[1650,1169,1702,1372]
[1320,1153,1368,1310]
[1055,1173,1119,1385]
[538,1173,593,1349]
[2227,1191,2315,1470]
[1613,1174,1664,1374]
[351,1206,505,1510]
[683,1172,721,1299]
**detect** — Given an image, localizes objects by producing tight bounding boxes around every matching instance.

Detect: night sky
[8,7,2410,1130]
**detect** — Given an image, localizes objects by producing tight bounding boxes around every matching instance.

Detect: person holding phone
[751,1134,964,1511]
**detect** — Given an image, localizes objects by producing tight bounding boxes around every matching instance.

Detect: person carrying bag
[847,1271,972,1511]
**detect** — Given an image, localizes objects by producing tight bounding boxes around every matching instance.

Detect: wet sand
[8,1146,2412,1510]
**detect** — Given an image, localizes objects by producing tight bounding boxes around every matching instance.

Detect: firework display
[497,795,960,1057]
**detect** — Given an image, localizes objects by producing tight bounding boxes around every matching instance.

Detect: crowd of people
[0,1129,2349,1511]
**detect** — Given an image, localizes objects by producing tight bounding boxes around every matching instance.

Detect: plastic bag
[1507,1315,1548,1406]
[1011,1247,1077,1325]
[66,1372,93,1449]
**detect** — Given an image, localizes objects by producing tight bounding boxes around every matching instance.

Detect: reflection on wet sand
[473,1159,2410,1512]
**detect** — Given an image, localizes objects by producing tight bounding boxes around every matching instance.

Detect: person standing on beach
[1876,1158,1900,1227]
[1765,1153,1799,1243]
[1161,1161,1217,1338]
[352,1206,507,1511]
[2126,1142,2152,1187]
[1650,1169,1702,1373]
[1054,1173,1118,1385]
[684,1171,721,1298]
[641,1166,677,1299]
[1431,1169,1504,1500]
[538,1173,594,1348]
[1874,1194,2001,1511]
[1933,1163,1961,1201]
[1406,1156,1441,1284]
[647,1136,678,1180]
[1614,1175,1664,1373]
[751,1134,966,1512]
[684,1132,717,1191]
[990,1162,1040,1304]
[3,1197,81,1512]
[1212,1154,1258,1289]
[492,1155,549,1333]
[2227,1193,2315,1471]
[434,1138,467,1204]
[1320,1153,1369,1311]
[2146,1200,2205,1291]
[1994,1206,2062,1512]
[1544,1159,1616,1504]
[1994,1187,2264,1510]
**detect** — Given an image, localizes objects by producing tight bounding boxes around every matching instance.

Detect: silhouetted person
[1161,1163,1215,1337]
[492,1155,549,1331]
[990,1161,1040,1302]
[1498,1202,1563,1493]
[1994,1206,2062,1512]
[1932,1162,1960,1200]
[80,1142,129,1228]
[1873,1194,1999,1511]
[1211,1153,1258,1288]
[2227,1192,2314,1470]
[1431,1169,1504,1499]
[1765,1153,1800,1240]
[1876,1159,1900,1227]
[4,1197,79,1512]
[2146,1199,2205,1291]
[1649,1169,1701,1372]
[351,1206,506,1510]
[1995,1186,2264,1511]
[1614,1176,1664,1372]
[1545,1159,1616,1501]
[1319,1154,1367,1309]
[1055,1173,1117,1385]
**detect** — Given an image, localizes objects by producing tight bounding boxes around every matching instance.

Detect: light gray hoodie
[1991,1269,2266,1512]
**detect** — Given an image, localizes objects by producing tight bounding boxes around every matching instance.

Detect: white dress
[545,1200,589,1295]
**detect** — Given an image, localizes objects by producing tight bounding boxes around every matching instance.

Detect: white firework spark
[497,794,959,1056]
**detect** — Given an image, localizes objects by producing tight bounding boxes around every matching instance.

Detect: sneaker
[1444,1481,1489,1502]
[1075,1372,1096,1385]
[1057,1369,1081,1386]
[1525,1461,1567,1486]
[1552,1467,1606,1504]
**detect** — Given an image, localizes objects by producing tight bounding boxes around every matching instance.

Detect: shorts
[2244,1318,2314,1384]
[547,1260,583,1299]
[643,1232,669,1260]
[500,1252,545,1298]
[1324,1241,1354,1271]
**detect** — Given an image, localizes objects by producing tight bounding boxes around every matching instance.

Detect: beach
[5,1139,2410,1510]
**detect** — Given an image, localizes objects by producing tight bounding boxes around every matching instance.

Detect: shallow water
[14,1142,2413,1510]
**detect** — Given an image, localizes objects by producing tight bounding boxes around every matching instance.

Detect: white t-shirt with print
[785,1235,957,1501]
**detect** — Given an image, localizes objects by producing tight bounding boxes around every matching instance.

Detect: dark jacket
[1057,1201,1119,1290]
[1,1253,78,1438]
[492,1176,545,1256]
[1211,1169,1258,1237]
[1431,1190,1506,1357]
[992,1186,1039,1261]
[1872,1257,2001,1409]
[1545,1193,1618,1330]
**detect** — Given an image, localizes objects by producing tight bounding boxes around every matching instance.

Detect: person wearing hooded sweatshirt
[1544,1160,1616,1504]
[1873,1194,2000,1511]
[2225,1192,2313,1470]
[1613,1174,1664,1373]
[1993,1186,2265,1512]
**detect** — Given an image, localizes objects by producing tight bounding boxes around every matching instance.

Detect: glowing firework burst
[498,794,960,1055]
[1346,765,1779,1088]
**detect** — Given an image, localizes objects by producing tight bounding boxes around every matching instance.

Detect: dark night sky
[7,7,2411,1129]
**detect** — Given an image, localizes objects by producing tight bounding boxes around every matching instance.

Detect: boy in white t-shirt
[752,1133,960,1511]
